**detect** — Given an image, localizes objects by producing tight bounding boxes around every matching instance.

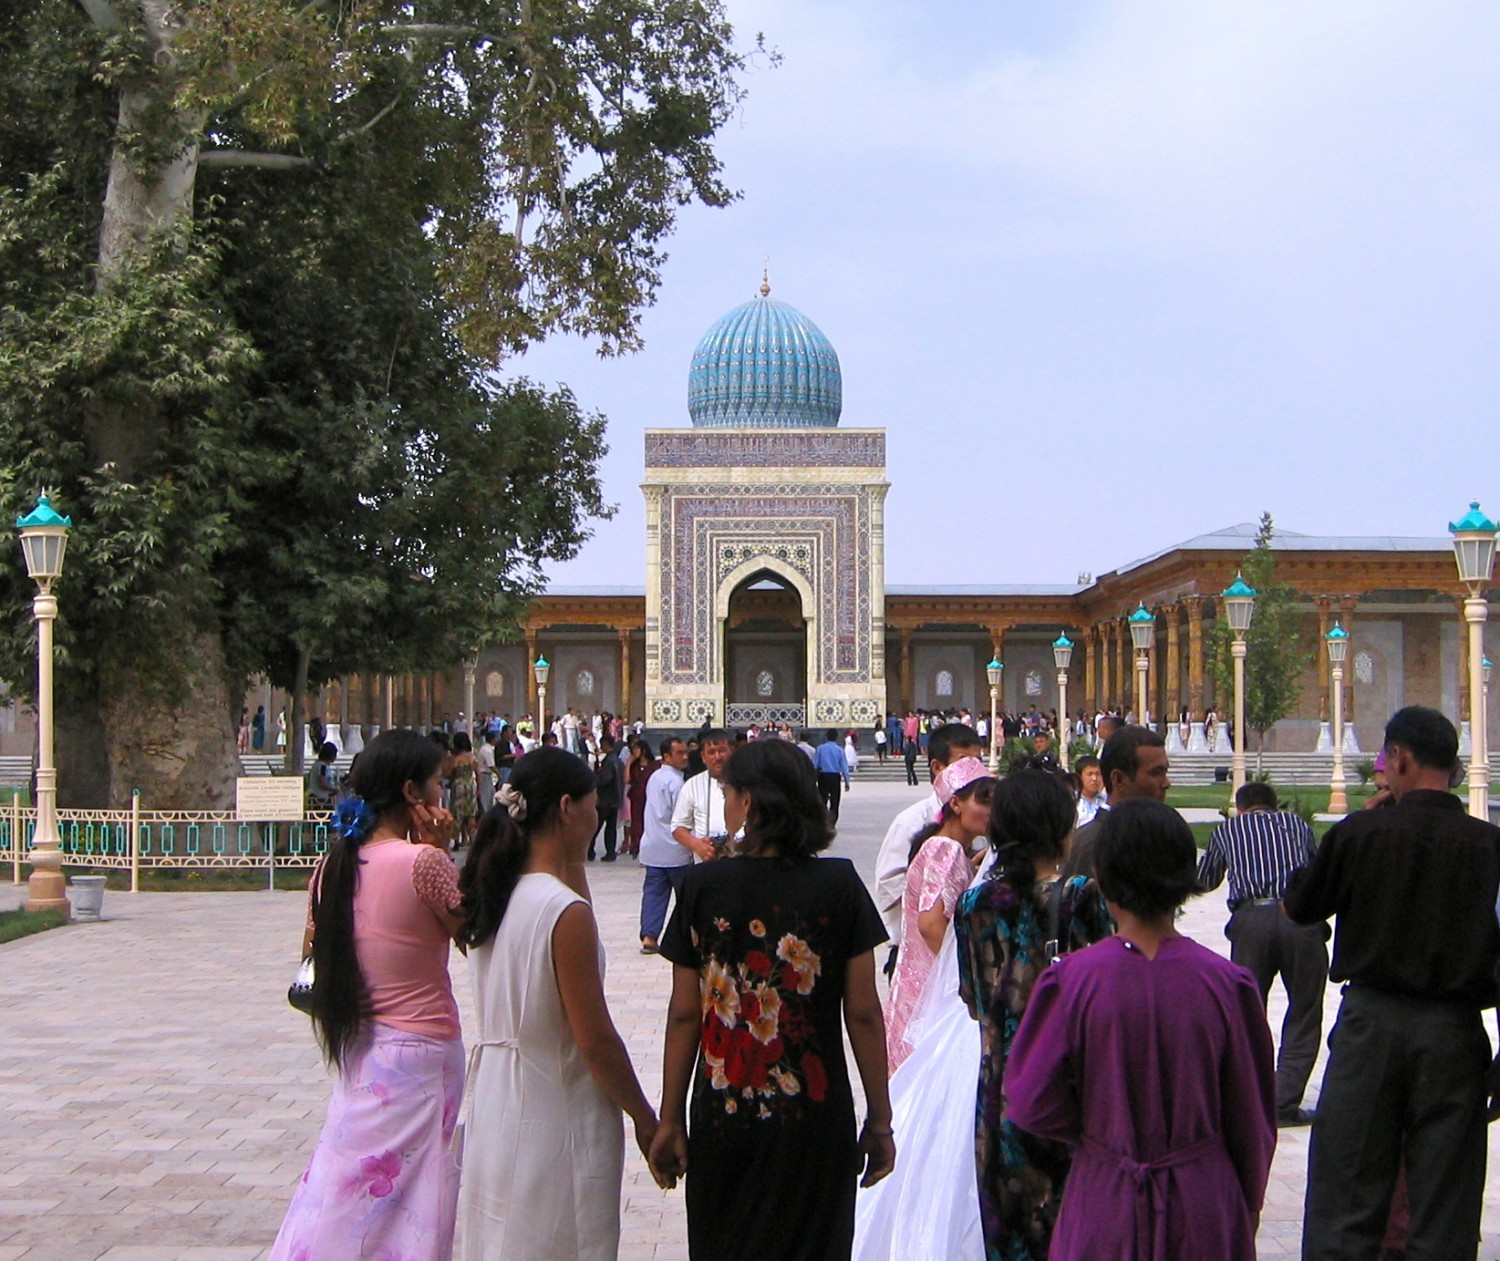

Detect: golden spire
[759,264,770,298]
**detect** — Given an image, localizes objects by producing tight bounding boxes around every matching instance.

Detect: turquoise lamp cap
[15,494,71,530]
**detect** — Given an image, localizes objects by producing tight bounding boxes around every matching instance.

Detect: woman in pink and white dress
[884,757,995,1072]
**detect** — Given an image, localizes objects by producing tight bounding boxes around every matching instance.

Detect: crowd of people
[268,702,1500,1261]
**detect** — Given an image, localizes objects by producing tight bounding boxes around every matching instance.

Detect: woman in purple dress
[1005,800,1277,1260]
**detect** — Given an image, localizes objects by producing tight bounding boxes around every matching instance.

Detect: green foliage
[1067,735,1094,767]
[0,0,753,792]
[1207,513,1314,761]
[1354,757,1375,786]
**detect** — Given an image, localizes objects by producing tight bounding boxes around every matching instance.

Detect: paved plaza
[6,780,1500,1260]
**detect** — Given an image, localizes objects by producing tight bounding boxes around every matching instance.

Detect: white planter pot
[68,874,107,921]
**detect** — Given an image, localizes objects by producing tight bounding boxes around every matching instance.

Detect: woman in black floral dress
[652,738,894,1260]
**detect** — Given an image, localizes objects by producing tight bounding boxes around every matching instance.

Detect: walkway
[5,781,1500,1259]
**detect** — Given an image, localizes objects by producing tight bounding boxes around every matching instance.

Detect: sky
[514,0,1500,590]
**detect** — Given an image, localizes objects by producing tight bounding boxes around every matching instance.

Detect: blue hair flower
[334,795,378,842]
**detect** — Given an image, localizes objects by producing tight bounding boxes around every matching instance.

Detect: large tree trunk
[80,5,237,809]
[56,693,111,809]
[96,628,242,809]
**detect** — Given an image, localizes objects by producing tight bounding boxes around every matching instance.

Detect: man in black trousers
[1286,706,1500,1260]
[1197,779,1326,1127]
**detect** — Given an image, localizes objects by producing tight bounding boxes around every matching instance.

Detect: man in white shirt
[874,722,984,958]
[475,732,497,812]
[639,738,691,954]
[671,727,731,861]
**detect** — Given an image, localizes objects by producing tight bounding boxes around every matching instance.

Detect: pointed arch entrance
[724,567,808,727]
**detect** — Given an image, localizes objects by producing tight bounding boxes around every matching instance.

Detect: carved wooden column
[1184,595,1206,717]
[1114,619,1129,712]
[1163,604,1182,724]
[1146,618,1159,725]
[1339,597,1359,723]
[1102,621,1115,709]
[617,628,633,719]
[1083,627,1097,713]
[1314,598,1334,721]
[899,628,913,713]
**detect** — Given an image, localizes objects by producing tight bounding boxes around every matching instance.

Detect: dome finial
[759,262,770,298]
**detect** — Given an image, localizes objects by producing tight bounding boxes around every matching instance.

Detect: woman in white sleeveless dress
[455,747,660,1260]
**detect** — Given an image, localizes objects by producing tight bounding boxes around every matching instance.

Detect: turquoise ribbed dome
[688,288,842,428]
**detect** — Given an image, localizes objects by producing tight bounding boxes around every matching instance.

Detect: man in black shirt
[1285,706,1500,1260]
[1061,725,1169,881]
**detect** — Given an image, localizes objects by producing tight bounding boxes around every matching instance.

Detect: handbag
[288,955,315,1013]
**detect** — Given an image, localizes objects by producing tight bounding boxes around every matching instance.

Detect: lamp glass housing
[1052,633,1074,671]
[1450,502,1499,587]
[1326,623,1349,666]
[533,656,550,687]
[986,658,1003,688]
[18,527,68,588]
[1128,605,1155,652]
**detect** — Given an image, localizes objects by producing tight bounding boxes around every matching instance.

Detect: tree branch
[199,150,314,171]
[75,0,120,30]
[372,24,520,51]
[335,95,401,143]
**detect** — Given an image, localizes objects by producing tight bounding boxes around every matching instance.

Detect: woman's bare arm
[649,963,702,1189]
[844,949,896,1187]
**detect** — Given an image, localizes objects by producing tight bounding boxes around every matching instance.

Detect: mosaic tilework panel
[657,485,876,687]
[645,431,885,469]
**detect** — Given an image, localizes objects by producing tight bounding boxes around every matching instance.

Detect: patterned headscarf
[933,756,995,807]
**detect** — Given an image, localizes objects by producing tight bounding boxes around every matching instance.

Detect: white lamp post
[1053,632,1074,770]
[986,658,1003,773]
[462,657,477,744]
[1485,656,1493,771]
[533,655,550,748]
[1128,604,1155,729]
[1451,502,1498,819]
[1221,574,1257,798]
[16,495,71,916]
[1327,623,1349,815]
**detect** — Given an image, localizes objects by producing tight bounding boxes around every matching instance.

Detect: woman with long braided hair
[270,729,466,1261]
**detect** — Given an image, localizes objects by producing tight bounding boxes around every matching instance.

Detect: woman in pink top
[884,756,995,1071]
[270,730,466,1261]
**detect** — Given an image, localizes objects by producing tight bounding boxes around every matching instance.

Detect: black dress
[660,855,888,1261]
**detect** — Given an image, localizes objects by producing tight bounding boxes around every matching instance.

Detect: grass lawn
[0,906,67,944]
[1169,784,1377,813]
[16,864,312,893]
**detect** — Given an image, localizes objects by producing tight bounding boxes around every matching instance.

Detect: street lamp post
[1053,633,1074,770]
[1485,656,1493,775]
[986,658,1003,774]
[1327,623,1349,815]
[16,495,71,916]
[533,655,550,748]
[1128,604,1155,729]
[1221,574,1257,799]
[1451,502,1498,820]
[462,657,477,745]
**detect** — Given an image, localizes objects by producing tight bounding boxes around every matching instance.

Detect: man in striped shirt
[1197,779,1328,1127]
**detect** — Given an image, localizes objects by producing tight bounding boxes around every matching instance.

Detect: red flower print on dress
[745,949,774,978]
[803,1053,828,1102]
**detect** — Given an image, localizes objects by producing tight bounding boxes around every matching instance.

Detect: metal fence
[2,795,334,891]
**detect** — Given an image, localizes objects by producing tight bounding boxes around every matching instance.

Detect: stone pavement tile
[9,782,1500,1261]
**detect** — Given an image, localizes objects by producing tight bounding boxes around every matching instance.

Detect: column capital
[1181,592,1207,613]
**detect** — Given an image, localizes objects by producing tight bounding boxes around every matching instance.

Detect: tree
[1208,513,1313,770]
[0,1,751,806]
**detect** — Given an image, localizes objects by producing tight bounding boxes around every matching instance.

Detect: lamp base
[23,869,70,917]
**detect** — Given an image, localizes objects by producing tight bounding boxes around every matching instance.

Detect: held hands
[647,1120,689,1190]
[858,1122,895,1188]
[409,802,455,850]
[633,1110,661,1173]
[691,836,718,862]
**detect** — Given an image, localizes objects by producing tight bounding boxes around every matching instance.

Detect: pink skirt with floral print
[269,1024,465,1261]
